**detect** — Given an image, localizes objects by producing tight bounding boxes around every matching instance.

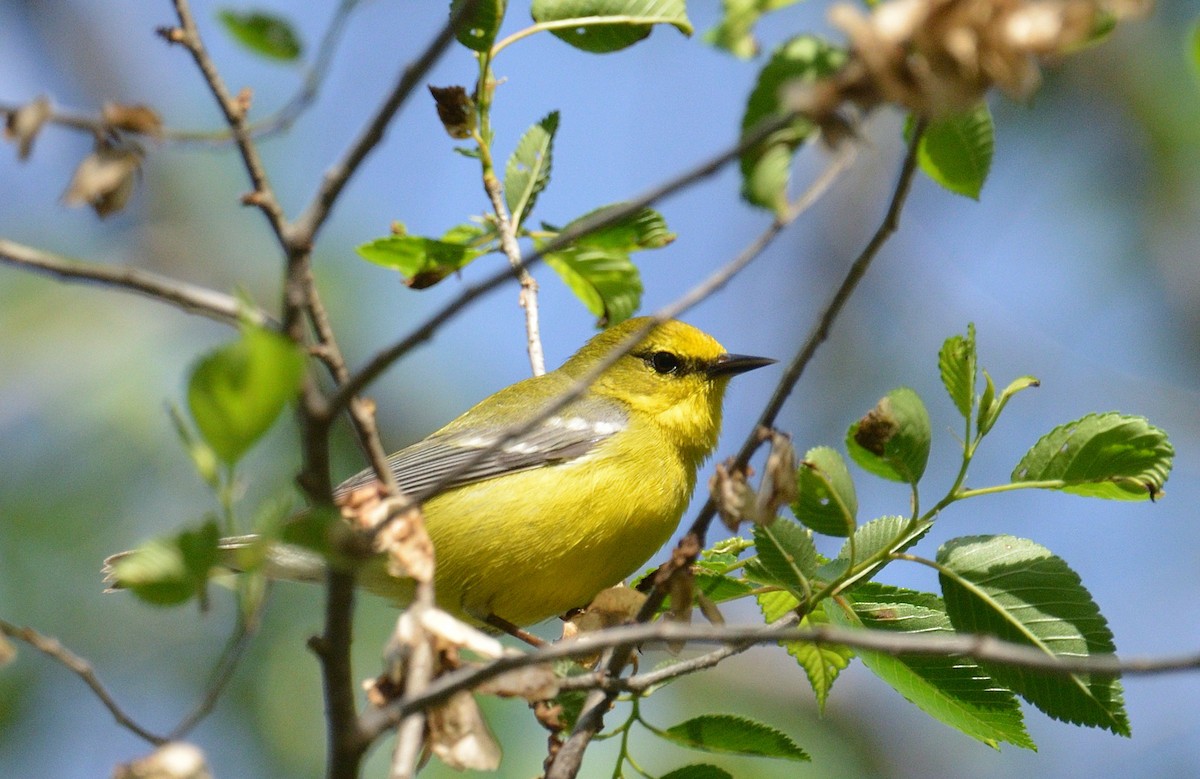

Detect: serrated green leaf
[819,515,928,583]
[544,246,642,326]
[558,204,676,251]
[938,324,976,419]
[792,446,858,537]
[541,205,672,326]
[828,587,1034,749]
[1011,412,1173,500]
[187,326,305,464]
[938,535,1128,735]
[747,518,818,593]
[659,765,733,779]
[531,0,692,53]
[703,0,802,59]
[452,0,507,51]
[216,10,302,61]
[659,714,810,761]
[110,520,221,607]
[355,234,484,288]
[505,111,559,230]
[846,387,931,484]
[757,594,852,712]
[978,374,1039,436]
[694,571,755,604]
[741,36,846,212]
[915,103,994,200]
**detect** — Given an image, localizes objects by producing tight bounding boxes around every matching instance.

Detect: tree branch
[359,617,1200,743]
[0,238,273,327]
[0,618,166,745]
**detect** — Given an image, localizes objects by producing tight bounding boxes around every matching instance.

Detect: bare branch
[162,0,289,243]
[359,616,1200,743]
[168,598,265,740]
[0,618,166,745]
[0,238,273,327]
[482,171,546,376]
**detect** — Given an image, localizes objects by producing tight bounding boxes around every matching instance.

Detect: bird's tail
[102,535,330,592]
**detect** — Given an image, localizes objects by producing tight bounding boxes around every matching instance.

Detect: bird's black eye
[649,351,681,375]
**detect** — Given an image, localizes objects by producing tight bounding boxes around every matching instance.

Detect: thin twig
[163,0,288,243]
[0,619,166,745]
[359,617,1200,741]
[168,594,267,740]
[326,112,796,417]
[0,238,273,327]
[1,0,358,148]
[390,590,436,778]
[483,172,546,375]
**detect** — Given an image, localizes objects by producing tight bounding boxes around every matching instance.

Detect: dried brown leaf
[4,95,51,160]
[113,743,212,779]
[62,144,142,218]
[428,85,475,139]
[427,691,502,771]
[102,102,164,138]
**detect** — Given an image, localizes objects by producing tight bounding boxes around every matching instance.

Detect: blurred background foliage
[2,1,1199,777]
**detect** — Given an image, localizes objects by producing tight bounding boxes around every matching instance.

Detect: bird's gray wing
[335,396,628,498]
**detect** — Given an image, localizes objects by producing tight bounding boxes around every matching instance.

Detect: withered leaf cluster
[4,96,163,218]
[787,0,1150,131]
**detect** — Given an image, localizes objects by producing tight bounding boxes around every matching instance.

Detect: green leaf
[792,446,857,537]
[846,387,932,484]
[356,234,484,289]
[530,0,692,53]
[541,205,673,325]
[938,324,976,420]
[659,714,810,761]
[1011,412,1173,500]
[694,571,755,604]
[978,373,1039,436]
[746,518,818,593]
[740,36,846,212]
[703,0,803,59]
[659,765,733,779]
[938,535,1129,735]
[544,245,642,326]
[828,585,1034,750]
[187,326,306,464]
[505,111,560,230]
[915,103,994,200]
[757,594,852,712]
[216,10,303,61]
[452,0,507,51]
[555,204,676,251]
[109,520,221,607]
[819,515,927,582]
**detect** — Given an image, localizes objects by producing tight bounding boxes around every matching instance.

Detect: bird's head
[561,317,774,461]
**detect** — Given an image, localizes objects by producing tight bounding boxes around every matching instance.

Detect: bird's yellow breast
[421,415,692,626]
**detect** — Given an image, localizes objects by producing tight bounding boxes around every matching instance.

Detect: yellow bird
[115,318,773,627]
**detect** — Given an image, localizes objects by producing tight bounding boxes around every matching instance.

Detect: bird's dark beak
[708,353,776,378]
